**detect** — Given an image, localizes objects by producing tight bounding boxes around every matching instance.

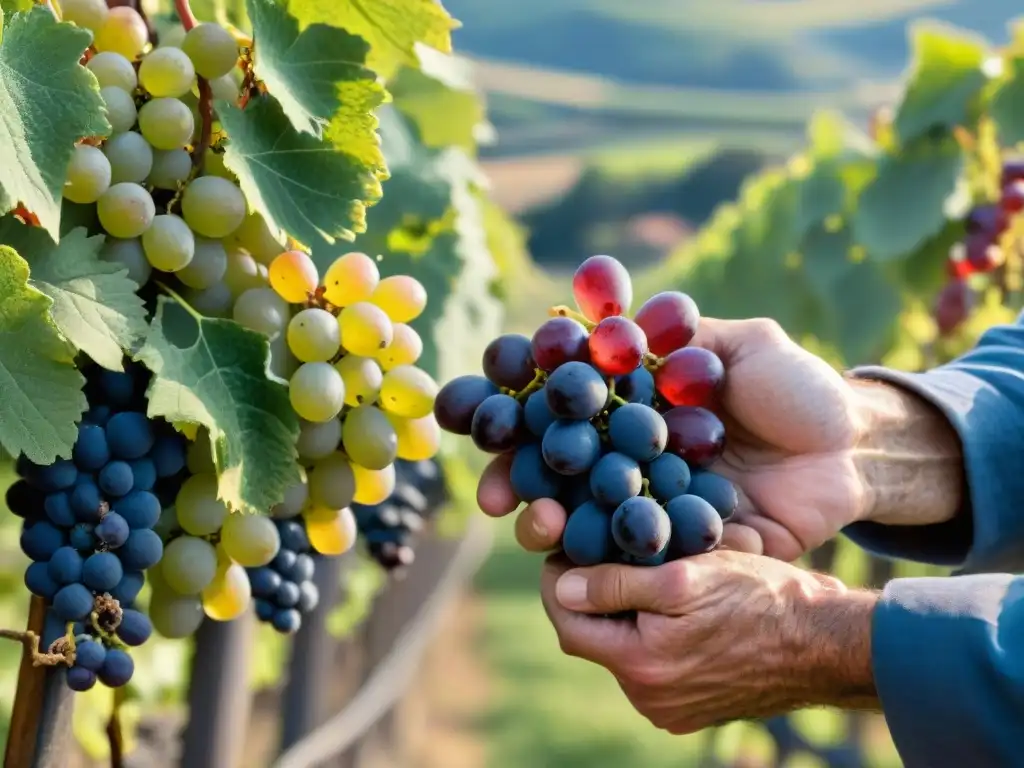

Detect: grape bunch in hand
[434,255,739,567]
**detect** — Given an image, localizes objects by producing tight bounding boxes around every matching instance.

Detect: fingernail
[532,518,548,541]
[556,573,589,610]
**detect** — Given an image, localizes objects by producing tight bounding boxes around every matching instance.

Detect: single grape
[509,443,562,502]
[307,452,356,509]
[149,590,205,638]
[269,250,318,303]
[25,561,59,599]
[96,510,130,548]
[62,0,109,33]
[208,74,239,101]
[100,237,151,286]
[74,424,111,471]
[201,559,252,621]
[82,551,124,592]
[607,403,667,463]
[98,648,135,688]
[387,413,441,461]
[88,52,137,91]
[375,323,423,370]
[335,355,383,405]
[289,363,346,423]
[275,580,302,609]
[482,334,536,390]
[105,411,155,460]
[572,254,632,322]
[162,535,218,594]
[276,520,310,552]
[117,528,164,570]
[127,459,155,493]
[6,479,42,520]
[654,347,724,408]
[234,212,285,265]
[351,463,396,505]
[523,388,556,437]
[615,365,656,406]
[545,361,608,420]
[232,287,290,337]
[470,394,526,454]
[69,523,97,552]
[44,492,75,527]
[64,144,112,204]
[967,203,1008,235]
[664,495,723,559]
[935,279,971,337]
[541,419,601,476]
[98,461,134,498]
[28,460,78,493]
[145,149,190,191]
[223,248,266,297]
[1003,180,1024,214]
[97,183,155,239]
[288,308,341,363]
[646,453,692,502]
[69,483,104,522]
[104,131,153,186]
[370,275,427,323]
[562,501,615,567]
[110,570,145,605]
[181,175,246,237]
[304,506,358,554]
[175,474,228,535]
[342,406,398,470]
[433,375,500,435]
[74,638,107,672]
[249,566,283,598]
[338,302,394,357]
[100,86,138,134]
[150,434,187,478]
[116,608,153,646]
[271,478,309,519]
[298,581,319,612]
[379,365,438,419]
[611,496,671,559]
[634,291,701,356]
[589,316,647,376]
[590,453,642,508]
[173,237,225,288]
[139,46,196,98]
[181,23,239,79]
[48,546,84,585]
[66,666,98,692]
[663,406,726,468]
[296,418,342,462]
[270,549,298,574]
[323,251,379,306]
[687,472,739,521]
[138,97,195,150]
[53,583,94,621]
[93,6,148,60]
[531,317,590,372]
[221,513,281,567]
[286,554,315,583]
[964,232,1003,273]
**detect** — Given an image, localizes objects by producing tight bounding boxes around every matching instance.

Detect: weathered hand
[538,551,878,735]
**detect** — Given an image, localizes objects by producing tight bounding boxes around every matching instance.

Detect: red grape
[1002,158,1024,187]
[634,291,700,356]
[965,233,1002,273]
[966,204,1008,235]
[946,255,973,279]
[588,317,647,376]
[482,334,536,390]
[572,255,633,322]
[1002,180,1024,214]
[654,347,724,407]
[531,317,590,372]
[663,406,725,468]
[935,279,971,337]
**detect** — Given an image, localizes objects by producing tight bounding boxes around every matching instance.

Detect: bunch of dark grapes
[7,360,188,691]
[353,459,448,571]
[937,159,1024,335]
[248,517,319,635]
[433,255,739,568]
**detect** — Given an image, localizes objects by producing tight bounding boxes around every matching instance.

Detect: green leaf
[136,297,301,514]
[852,137,963,261]
[0,245,86,464]
[794,161,846,238]
[390,48,489,152]
[831,259,902,366]
[800,225,856,298]
[286,0,459,78]
[247,0,388,155]
[0,219,147,371]
[218,94,383,247]
[991,57,1024,147]
[0,1,32,14]
[893,23,989,144]
[0,7,110,239]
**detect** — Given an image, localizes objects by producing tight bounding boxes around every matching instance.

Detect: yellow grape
[379,365,439,419]
[93,6,148,60]
[287,308,341,363]
[201,559,252,621]
[387,412,441,461]
[303,506,357,556]
[334,355,383,406]
[220,512,281,567]
[322,251,379,307]
[269,249,319,303]
[289,362,345,423]
[338,302,394,357]
[235,212,285,265]
[341,405,397,470]
[375,323,423,371]
[351,462,395,505]
[370,275,427,323]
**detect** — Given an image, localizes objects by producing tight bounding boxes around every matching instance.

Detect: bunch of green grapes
[244,250,444,535]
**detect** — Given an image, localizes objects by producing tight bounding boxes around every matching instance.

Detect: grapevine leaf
[852,137,963,261]
[794,162,846,239]
[991,57,1024,146]
[136,297,301,514]
[0,245,86,464]
[800,225,855,298]
[390,48,489,152]
[218,94,383,247]
[247,0,388,154]
[0,1,32,14]
[831,260,901,366]
[0,7,110,239]
[893,23,988,144]
[286,0,458,77]
[0,219,147,371]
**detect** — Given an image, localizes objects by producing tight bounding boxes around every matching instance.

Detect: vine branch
[192,77,213,172]
[0,629,75,667]
[107,688,126,768]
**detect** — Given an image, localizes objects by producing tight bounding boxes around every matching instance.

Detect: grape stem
[548,305,596,330]
[155,280,205,321]
[605,377,627,407]
[643,352,663,370]
[107,688,126,768]
[512,369,547,402]
[173,0,199,31]
[641,478,653,499]
[0,629,75,667]
[191,77,214,172]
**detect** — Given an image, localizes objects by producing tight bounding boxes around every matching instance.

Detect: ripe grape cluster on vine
[435,255,739,567]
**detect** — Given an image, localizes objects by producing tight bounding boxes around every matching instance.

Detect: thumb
[555,563,683,615]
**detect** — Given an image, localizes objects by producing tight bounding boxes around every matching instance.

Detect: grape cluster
[937,159,1024,335]
[249,516,327,634]
[353,459,448,571]
[434,255,739,567]
[8,360,188,691]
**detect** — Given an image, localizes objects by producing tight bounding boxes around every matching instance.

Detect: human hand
[537,551,878,734]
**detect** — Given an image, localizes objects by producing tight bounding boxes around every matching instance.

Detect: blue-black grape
[664,495,723,558]
[74,638,107,672]
[149,434,187,477]
[608,403,667,462]
[105,412,156,460]
[622,546,668,566]
[96,369,137,408]
[271,548,297,573]
[645,453,692,502]
[95,511,130,548]
[98,460,134,497]
[73,424,111,471]
[25,561,59,599]
[248,566,283,598]
[276,580,301,609]
[117,528,163,570]
[545,362,608,420]
[129,458,157,491]
[589,452,642,508]
[611,496,671,559]
[687,471,739,521]
[69,522,96,551]
[112,490,161,529]
[84,405,112,426]
[82,551,123,592]
[44,492,76,527]
[6,480,43,519]
[116,609,153,646]
[277,520,310,553]
[541,420,601,476]
[98,648,134,687]
[67,666,98,692]
[272,608,302,634]
[615,366,655,405]
[298,581,319,612]
[21,521,67,561]
[53,583,94,621]
[255,599,275,622]
[433,374,500,435]
[32,460,78,493]
[48,546,84,585]
[482,333,536,391]
[524,388,557,436]
[70,482,104,522]
[288,553,315,583]
[110,570,145,605]
[470,394,527,453]
[562,501,615,566]
[558,477,594,512]
[510,443,563,502]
